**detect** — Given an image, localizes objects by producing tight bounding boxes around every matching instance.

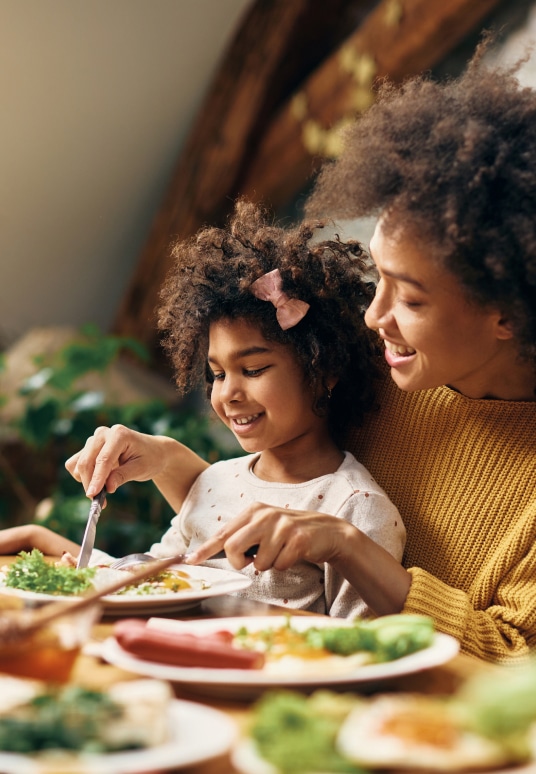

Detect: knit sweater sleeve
[404,519,536,663]
[403,497,536,662]
[346,372,536,663]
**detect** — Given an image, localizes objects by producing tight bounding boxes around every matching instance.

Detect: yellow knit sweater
[346,372,536,663]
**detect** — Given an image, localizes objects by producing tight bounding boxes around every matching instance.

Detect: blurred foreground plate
[0,697,236,773]
[231,738,536,774]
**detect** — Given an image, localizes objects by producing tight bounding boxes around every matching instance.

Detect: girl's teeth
[385,342,416,356]
[235,414,259,425]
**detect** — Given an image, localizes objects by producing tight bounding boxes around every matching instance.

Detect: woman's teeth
[235,414,259,425]
[385,342,416,356]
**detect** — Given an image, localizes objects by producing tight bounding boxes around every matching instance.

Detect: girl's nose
[220,375,244,403]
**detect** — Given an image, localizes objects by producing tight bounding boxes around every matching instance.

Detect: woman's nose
[364,282,390,331]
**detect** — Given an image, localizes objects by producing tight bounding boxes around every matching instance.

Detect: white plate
[0,565,252,615]
[231,738,536,774]
[100,615,460,699]
[0,698,236,773]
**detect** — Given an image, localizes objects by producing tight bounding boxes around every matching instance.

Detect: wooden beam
[112,0,372,350]
[114,0,505,352]
[239,0,504,207]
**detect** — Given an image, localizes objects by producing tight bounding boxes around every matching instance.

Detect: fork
[109,545,259,570]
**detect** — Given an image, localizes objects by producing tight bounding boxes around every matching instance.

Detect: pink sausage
[113,619,265,670]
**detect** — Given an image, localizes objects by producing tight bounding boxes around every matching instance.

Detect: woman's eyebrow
[381,269,427,291]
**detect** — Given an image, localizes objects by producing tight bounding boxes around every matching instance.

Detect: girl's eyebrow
[207,345,272,363]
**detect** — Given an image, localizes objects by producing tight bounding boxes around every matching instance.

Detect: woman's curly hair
[158,199,380,443]
[306,40,536,364]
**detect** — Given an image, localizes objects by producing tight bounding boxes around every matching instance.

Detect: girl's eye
[401,298,422,309]
[211,371,225,381]
[244,367,268,377]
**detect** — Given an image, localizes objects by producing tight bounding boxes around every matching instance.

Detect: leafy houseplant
[0,325,233,557]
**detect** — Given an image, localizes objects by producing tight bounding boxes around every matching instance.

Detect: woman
[67,46,536,662]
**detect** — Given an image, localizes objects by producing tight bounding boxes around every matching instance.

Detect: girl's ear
[495,314,514,341]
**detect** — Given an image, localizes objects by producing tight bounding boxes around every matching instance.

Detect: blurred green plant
[0,325,233,556]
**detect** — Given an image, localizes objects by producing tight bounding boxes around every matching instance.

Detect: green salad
[3,549,96,595]
[250,691,367,773]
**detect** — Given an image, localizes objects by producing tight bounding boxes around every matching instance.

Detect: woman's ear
[327,375,339,390]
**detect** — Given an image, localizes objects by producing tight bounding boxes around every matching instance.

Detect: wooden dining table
[0,556,506,774]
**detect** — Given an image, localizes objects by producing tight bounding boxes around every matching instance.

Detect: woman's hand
[187,501,412,616]
[65,425,209,512]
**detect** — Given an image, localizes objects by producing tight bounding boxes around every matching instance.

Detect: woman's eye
[211,372,225,381]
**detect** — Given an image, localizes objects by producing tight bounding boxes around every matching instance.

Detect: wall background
[0,0,251,345]
[2,0,536,350]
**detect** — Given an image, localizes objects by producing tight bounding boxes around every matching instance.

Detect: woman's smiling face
[364,219,518,399]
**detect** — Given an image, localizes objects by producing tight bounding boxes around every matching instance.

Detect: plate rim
[101,614,460,688]
[230,735,536,774]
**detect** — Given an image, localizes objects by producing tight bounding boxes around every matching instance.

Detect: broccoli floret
[305,615,434,661]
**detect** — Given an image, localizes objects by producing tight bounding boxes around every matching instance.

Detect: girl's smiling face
[207,318,329,457]
[364,219,523,399]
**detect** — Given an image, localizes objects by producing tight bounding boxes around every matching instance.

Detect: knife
[76,488,106,569]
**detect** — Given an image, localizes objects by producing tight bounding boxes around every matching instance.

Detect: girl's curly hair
[158,199,380,443]
[306,40,536,364]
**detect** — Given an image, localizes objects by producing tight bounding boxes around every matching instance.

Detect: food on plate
[113,614,436,674]
[0,549,208,597]
[3,549,96,595]
[114,618,266,670]
[233,613,435,672]
[0,677,173,755]
[236,660,536,772]
[337,694,518,771]
[239,691,364,773]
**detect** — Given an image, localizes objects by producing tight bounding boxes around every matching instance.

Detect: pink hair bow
[250,269,310,330]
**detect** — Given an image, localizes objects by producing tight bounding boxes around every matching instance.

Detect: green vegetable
[0,685,127,753]
[250,690,368,773]
[355,614,436,661]
[453,659,536,759]
[4,548,96,595]
[305,614,435,661]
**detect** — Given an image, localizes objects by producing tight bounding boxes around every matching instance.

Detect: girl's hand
[187,502,351,570]
[187,501,412,616]
[65,425,169,496]
[65,425,208,512]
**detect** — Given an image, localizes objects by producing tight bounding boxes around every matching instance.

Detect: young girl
[6,200,405,618]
